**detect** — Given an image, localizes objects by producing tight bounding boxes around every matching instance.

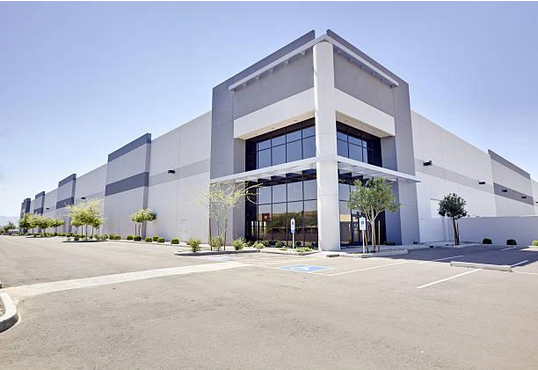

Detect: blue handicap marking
[280,264,330,273]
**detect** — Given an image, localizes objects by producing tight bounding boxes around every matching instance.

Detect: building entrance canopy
[210,155,420,184]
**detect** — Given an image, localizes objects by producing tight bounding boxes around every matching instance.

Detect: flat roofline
[228,33,399,91]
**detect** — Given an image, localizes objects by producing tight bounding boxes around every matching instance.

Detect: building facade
[20,30,538,250]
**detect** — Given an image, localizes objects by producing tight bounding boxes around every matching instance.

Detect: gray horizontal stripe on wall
[34,207,43,214]
[414,159,494,194]
[108,133,151,162]
[488,150,530,179]
[58,173,77,187]
[105,172,149,197]
[493,183,534,205]
[35,191,45,199]
[149,159,210,187]
[56,197,75,209]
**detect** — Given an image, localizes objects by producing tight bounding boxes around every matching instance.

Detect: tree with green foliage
[129,208,156,237]
[67,200,104,240]
[438,193,468,246]
[347,177,400,252]
[50,218,65,234]
[197,181,259,251]
[1,221,16,234]
[19,213,34,234]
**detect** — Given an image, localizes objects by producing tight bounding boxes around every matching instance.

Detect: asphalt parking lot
[1,236,538,369]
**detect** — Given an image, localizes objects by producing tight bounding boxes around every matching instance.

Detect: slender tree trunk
[224,216,228,251]
[452,218,459,245]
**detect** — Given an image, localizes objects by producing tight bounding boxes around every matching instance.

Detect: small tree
[3,221,16,234]
[19,213,33,234]
[50,218,64,234]
[438,193,468,246]
[129,208,156,237]
[68,200,104,240]
[197,181,259,251]
[347,178,400,252]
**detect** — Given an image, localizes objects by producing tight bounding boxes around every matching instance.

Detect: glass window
[257,205,271,240]
[286,140,302,162]
[258,149,271,168]
[304,200,318,244]
[303,136,316,158]
[337,131,347,141]
[303,180,317,200]
[286,130,301,142]
[272,135,285,147]
[272,203,287,242]
[272,145,286,166]
[337,139,348,157]
[302,126,315,138]
[348,136,363,146]
[273,184,287,203]
[349,144,363,162]
[258,186,271,205]
[257,139,271,151]
[287,182,303,202]
[363,148,369,164]
[338,183,350,201]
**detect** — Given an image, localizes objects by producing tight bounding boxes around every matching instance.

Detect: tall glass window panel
[272,203,287,242]
[338,182,350,201]
[339,201,352,246]
[287,140,302,162]
[258,149,271,169]
[272,184,287,204]
[304,200,318,245]
[349,144,363,162]
[303,179,317,200]
[287,181,303,202]
[302,136,316,158]
[257,186,271,205]
[337,139,348,157]
[287,201,304,245]
[257,205,271,241]
[272,145,286,166]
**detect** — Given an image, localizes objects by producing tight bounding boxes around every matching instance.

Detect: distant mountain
[0,215,18,226]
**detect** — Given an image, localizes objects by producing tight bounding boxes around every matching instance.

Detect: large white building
[20,30,538,250]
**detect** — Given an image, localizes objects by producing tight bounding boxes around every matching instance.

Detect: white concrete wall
[533,180,538,215]
[42,189,58,219]
[146,112,211,241]
[412,111,497,243]
[460,216,538,246]
[74,164,107,225]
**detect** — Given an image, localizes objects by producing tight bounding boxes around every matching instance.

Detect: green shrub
[145,237,152,242]
[275,241,284,248]
[108,234,115,240]
[171,238,180,245]
[74,235,80,241]
[384,241,397,246]
[210,236,224,251]
[134,236,141,241]
[126,235,134,240]
[113,235,121,240]
[157,237,165,243]
[482,238,492,245]
[296,247,312,253]
[279,247,288,251]
[531,241,538,247]
[152,235,159,242]
[261,240,270,248]
[253,241,265,249]
[232,237,247,250]
[507,239,517,246]
[187,238,201,252]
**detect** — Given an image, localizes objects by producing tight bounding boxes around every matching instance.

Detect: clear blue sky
[1,2,537,216]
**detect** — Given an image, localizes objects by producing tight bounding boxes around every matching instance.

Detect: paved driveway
[1,236,538,369]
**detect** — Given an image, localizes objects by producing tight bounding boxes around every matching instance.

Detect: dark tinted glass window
[337,139,348,157]
[258,186,271,205]
[287,181,303,202]
[338,182,350,201]
[349,144,363,162]
[302,126,315,138]
[273,184,287,203]
[258,139,271,151]
[303,179,317,200]
[303,137,316,158]
[287,140,302,162]
[272,145,286,166]
[286,130,301,142]
[258,149,271,168]
[272,135,285,146]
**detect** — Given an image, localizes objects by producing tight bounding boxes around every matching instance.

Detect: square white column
[314,41,341,251]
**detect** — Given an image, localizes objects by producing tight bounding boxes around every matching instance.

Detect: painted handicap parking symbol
[280,264,330,273]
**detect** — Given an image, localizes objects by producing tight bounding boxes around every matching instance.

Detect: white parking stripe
[418,255,464,264]
[514,271,538,276]
[501,246,518,251]
[510,260,529,267]
[6,261,247,298]
[327,261,408,277]
[417,269,481,289]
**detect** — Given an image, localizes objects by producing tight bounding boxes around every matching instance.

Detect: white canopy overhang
[210,155,420,184]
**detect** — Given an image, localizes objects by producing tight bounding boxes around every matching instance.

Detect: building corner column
[314,41,341,251]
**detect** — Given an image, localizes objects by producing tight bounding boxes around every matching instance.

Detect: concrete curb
[450,261,512,272]
[260,249,318,256]
[340,250,408,258]
[0,292,19,333]
[175,249,260,256]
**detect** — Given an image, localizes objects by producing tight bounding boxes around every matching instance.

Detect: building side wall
[533,180,538,215]
[411,111,497,243]
[459,216,538,246]
[146,112,211,241]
